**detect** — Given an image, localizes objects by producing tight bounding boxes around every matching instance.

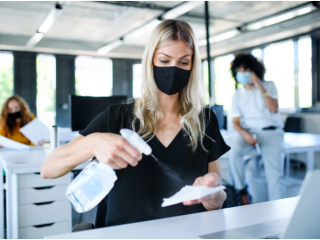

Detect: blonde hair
[132,19,208,151]
[0,95,34,134]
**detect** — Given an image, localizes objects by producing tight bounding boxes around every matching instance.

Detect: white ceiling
[0,1,316,59]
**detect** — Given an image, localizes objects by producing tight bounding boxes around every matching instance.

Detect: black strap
[262,126,278,130]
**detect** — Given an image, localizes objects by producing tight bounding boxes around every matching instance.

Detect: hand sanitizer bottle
[66,129,155,213]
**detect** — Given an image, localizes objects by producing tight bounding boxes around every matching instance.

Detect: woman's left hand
[37,139,46,146]
[183,172,222,206]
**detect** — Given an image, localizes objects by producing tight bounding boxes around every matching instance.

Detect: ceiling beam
[95,1,171,11]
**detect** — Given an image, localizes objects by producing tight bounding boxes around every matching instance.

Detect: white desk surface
[46,197,299,239]
[283,132,320,151]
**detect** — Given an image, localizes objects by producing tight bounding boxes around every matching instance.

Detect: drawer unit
[19,185,68,204]
[19,173,70,188]
[19,221,69,239]
[20,200,70,228]
[16,173,72,238]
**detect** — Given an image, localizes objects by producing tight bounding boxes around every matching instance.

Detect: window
[202,61,210,105]
[264,40,295,109]
[75,56,113,97]
[251,48,263,61]
[298,37,312,108]
[213,54,235,110]
[133,63,142,98]
[0,51,14,110]
[36,54,56,128]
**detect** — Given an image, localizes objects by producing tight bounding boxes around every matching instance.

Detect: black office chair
[284,116,301,133]
[71,196,107,232]
[211,105,225,130]
[283,116,305,171]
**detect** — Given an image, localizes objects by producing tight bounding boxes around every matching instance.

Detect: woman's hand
[242,131,257,146]
[37,139,46,146]
[183,172,225,210]
[0,144,3,148]
[89,133,142,170]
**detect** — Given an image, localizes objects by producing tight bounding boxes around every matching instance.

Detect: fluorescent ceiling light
[210,29,240,43]
[124,19,161,40]
[162,1,203,19]
[198,29,241,47]
[38,7,62,33]
[26,33,44,47]
[98,39,123,54]
[246,4,317,31]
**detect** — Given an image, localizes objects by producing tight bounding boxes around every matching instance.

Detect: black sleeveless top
[80,101,230,227]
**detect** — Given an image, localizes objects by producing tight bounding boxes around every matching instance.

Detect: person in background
[0,95,45,147]
[228,53,285,205]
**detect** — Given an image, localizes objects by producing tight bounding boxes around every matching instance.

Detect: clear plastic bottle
[66,129,154,213]
[66,159,117,213]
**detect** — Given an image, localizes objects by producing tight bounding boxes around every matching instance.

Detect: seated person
[0,95,45,147]
[228,53,285,205]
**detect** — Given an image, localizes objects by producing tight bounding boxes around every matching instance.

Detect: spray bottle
[66,129,157,213]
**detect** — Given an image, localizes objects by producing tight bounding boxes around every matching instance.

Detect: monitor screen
[70,95,127,131]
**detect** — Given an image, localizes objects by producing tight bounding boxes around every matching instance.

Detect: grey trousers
[228,129,286,201]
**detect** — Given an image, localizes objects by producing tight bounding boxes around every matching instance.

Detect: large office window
[133,63,142,98]
[264,40,295,109]
[0,51,14,110]
[36,54,56,128]
[75,56,113,97]
[202,61,210,105]
[298,37,312,108]
[213,54,235,110]
[251,48,263,61]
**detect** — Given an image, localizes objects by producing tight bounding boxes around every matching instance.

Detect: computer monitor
[69,95,127,131]
[211,105,225,130]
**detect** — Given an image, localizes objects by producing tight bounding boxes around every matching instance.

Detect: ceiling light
[197,29,241,47]
[26,33,44,47]
[97,39,123,54]
[162,1,203,19]
[124,19,161,40]
[246,4,317,31]
[210,29,240,43]
[38,4,63,33]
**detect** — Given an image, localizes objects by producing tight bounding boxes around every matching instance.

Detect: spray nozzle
[120,129,158,161]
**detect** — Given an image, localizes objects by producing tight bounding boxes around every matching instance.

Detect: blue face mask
[236,72,252,85]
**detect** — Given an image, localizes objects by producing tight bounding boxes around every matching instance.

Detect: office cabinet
[17,173,72,239]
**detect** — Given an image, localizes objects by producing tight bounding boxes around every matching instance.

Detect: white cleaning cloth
[162,185,226,207]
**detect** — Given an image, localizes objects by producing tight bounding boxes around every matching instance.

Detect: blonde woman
[0,95,45,147]
[41,20,230,227]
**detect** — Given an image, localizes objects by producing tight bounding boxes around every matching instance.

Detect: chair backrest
[211,105,225,129]
[284,116,301,133]
[95,196,108,228]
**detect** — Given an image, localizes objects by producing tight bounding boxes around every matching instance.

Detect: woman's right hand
[242,131,257,146]
[0,144,3,148]
[89,133,142,170]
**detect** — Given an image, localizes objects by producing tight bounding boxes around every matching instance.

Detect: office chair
[283,116,304,173]
[284,116,301,133]
[71,196,107,232]
[211,105,225,130]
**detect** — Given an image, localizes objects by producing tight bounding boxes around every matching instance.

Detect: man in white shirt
[229,53,285,205]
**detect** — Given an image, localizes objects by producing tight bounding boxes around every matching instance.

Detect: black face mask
[153,65,191,95]
[8,111,22,120]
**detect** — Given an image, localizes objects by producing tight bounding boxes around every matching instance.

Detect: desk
[46,197,299,239]
[222,132,320,175]
[0,149,88,239]
[283,133,320,175]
